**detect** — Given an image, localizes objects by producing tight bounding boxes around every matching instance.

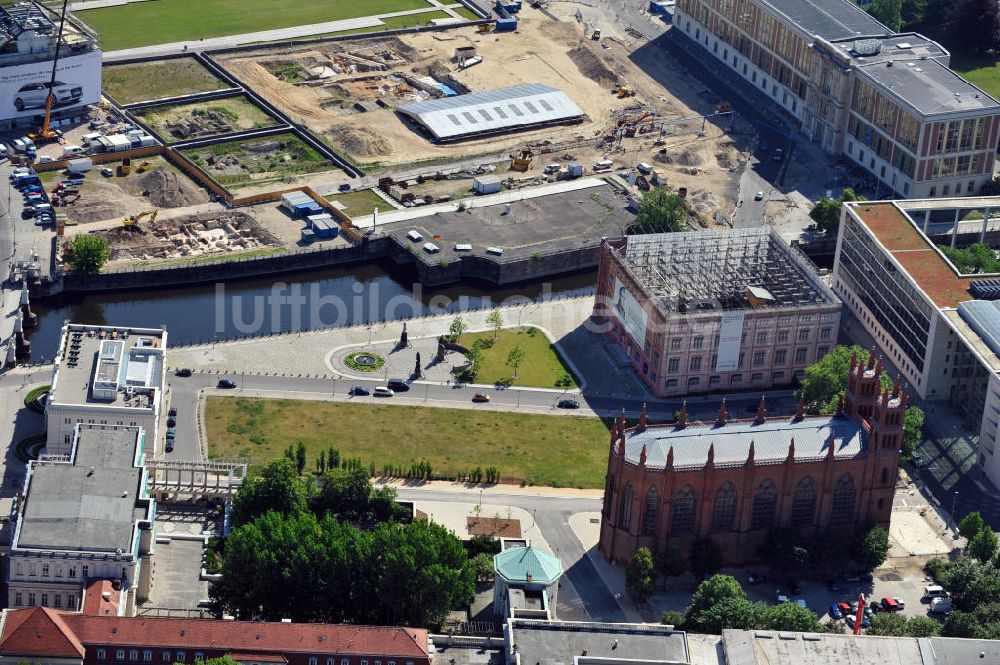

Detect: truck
[591,28,601,40]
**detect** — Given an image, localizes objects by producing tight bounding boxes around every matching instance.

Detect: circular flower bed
[345,351,385,372]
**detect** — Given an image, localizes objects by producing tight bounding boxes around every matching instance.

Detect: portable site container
[280,191,314,213]
[474,175,502,194]
[301,228,316,244]
[495,17,517,31]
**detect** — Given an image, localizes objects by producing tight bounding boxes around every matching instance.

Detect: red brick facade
[599,352,903,566]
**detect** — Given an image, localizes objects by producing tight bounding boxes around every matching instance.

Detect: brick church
[599,351,905,565]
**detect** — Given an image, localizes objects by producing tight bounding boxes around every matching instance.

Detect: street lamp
[951,491,959,524]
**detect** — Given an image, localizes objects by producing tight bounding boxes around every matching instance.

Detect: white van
[11,138,26,153]
[0,144,8,160]
[637,162,653,174]
[923,584,947,599]
[62,146,85,159]
[593,159,614,172]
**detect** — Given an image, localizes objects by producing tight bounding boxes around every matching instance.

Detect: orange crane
[29,0,71,144]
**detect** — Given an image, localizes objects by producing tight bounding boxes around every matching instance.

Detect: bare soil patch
[467,516,522,538]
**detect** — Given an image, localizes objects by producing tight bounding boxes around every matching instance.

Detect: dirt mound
[568,45,617,87]
[328,126,392,158]
[127,166,209,208]
[676,148,705,167]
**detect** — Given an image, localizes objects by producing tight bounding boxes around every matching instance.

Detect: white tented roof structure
[397,83,585,141]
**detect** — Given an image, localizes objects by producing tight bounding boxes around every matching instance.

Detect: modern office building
[592,229,840,398]
[673,0,1000,198]
[0,1,102,130]
[8,424,154,615]
[45,325,167,456]
[832,196,1000,487]
[599,360,904,565]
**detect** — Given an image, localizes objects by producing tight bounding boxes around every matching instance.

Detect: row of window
[13,562,123,580]
[667,327,830,352]
[666,346,829,373]
[13,591,76,608]
[663,368,807,390]
[93,651,409,665]
[615,474,864,536]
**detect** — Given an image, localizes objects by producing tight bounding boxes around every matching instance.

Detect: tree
[462,341,485,381]
[809,188,862,236]
[693,597,763,634]
[853,524,890,572]
[449,316,467,341]
[867,612,910,636]
[944,0,1000,55]
[797,345,892,413]
[661,610,685,627]
[763,601,823,632]
[230,458,308,528]
[900,0,926,27]
[906,616,943,637]
[311,467,374,521]
[758,527,809,570]
[194,657,241,665]
[632,186,688,234]
[486,309,504,339]
[970,527,999,563]
[295,441,307,475]
[959,511,985,541]
[943,610,981,638]
[902,407,924,462]
[506,344,526,379]
[684,574,747,632]
[654,546,686,588]
[867,0,903,30]
[67,234,110,274]
[940,243,1000,273]
[625,547,657,603]
[689,537,724,579]
[471,552,495,583]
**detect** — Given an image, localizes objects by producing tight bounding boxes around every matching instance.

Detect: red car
[836,602,851,616]
[472,393,491,403]
[880,597,901,612]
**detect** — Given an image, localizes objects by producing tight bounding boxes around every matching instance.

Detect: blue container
[495,17,517,31]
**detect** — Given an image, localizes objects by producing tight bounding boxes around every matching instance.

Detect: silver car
[14,81,83,112]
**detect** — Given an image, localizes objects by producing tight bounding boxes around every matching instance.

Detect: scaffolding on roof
[615,227,837,314]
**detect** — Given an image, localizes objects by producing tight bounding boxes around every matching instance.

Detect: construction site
[214,14,746,224]
[79,209,284,268]
[132,95,281,143]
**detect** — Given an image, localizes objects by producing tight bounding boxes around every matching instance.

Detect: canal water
[25,261,597,360]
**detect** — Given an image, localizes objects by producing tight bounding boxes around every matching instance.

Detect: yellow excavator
[123,209,159,231]
[28,0,71,145]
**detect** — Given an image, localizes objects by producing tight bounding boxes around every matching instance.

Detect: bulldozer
[135,161,152,173]
[122,209,159,231]
[117,157,132,177]
[616,86,636,98]
[511,149,533,171]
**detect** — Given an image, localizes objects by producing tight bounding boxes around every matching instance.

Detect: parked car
[772,148,784,161]
[374,386,394,397]
[169,406,177,417]
[472,393,491,403]
[754,190,764,201]
[166,427,176,438]
[217,379,237,389]
[167,418,176,428]
[387,379,409,392]
[338,183,351,192]
[349,386,370,396]
[930,597,952,614]
[100,167,114,177]
[557,399,580,409]
[165,439,174,453]
[175,368,192,377]
[924,584,947,599]
[880,597,901,612]
[829,604,843,620]
[836,602,851,617]
[846,614,870,629]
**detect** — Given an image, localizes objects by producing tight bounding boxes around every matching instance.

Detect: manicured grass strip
[206,397,609,488]
[327,189,390,218]
[457,327,577,388]
[79,0,433,51]
[103,60,230,105]
[950,53,1000,101]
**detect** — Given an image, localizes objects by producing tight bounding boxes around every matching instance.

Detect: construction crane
[122,209,159,230]
[28,0,71,145]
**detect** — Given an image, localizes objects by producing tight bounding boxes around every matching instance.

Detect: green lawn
[453,5,481,20]
[103,59,230,104]
[79,0,432,50]
[206,397,609,487]
[457,327,577,389]
[951,53,1000,100]
[326,189,388,218]
[308,10,455,39]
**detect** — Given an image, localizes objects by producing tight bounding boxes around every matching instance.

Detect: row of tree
[866,0,1000,57]
[796,345,925,461]
[216,459,473,628]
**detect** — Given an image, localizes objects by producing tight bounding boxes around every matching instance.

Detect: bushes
[23,385,50,413]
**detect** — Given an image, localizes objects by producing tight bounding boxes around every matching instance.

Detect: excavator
[28,0,71,145]
[122,209,159,231]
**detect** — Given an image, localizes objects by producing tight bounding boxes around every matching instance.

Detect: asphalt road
[392,486,621,622]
